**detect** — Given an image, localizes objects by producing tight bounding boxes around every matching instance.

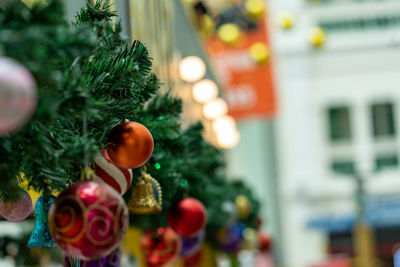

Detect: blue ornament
[27,195,56,248]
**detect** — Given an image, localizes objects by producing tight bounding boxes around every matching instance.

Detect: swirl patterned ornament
[48,181,129,260]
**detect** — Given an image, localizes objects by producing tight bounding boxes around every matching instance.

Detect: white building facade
[270,0,400,266]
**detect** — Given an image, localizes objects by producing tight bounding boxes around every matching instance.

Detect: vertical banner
[206,16,275,121]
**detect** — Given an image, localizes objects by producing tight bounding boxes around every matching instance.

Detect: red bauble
[258,231,271,252]
[184,250,203,267]
[48,181,129,260]
[168,198,207,237]
[141,227,181,267]
[106,121,153,169]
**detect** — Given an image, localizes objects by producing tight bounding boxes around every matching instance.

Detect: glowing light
[278,11,294,29]
[212,116,236,133]
[216,128,240,149]
[192,79,219,103]
[203,98,228,119]
[179,56,206,83]
[218,23,241,45]
[309,27,326,47]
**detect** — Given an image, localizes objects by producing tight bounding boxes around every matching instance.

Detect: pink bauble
[0,57,37,136]
[93,150,132,195]
[48,181,129,260]
[0,191,32,222]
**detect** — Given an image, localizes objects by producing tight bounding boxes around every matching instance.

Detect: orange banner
[206,18,275,121]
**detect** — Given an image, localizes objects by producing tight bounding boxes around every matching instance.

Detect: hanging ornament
[308,27,326,47]
[127,171,162,214]
[28,195,55,247]
[63,248,121,267]
[106,121,154,169]
[235,195,251,219]
[245,0,265,20]
[278,11,295,30]
[180,229,205,258]
[0,57,37,136]
[92,150,133,195]
[141,227,181,267]
[216,222,245,253]
[0,190,32,222]
[168,198,207,237]
[48,181,129,260]
[217,23,241,45]
[241,228,259,250]
[184,250,203,267]
[249,42,270,64]
[258,231,271,252]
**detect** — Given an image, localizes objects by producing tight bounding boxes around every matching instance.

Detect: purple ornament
[218,223,245,253]
[180,230,205,258]
[63,248,121,267]
[0,57,37,136]
[0,190,32,222]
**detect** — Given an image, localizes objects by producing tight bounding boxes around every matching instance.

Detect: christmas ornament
[180,230,205,258]
[245,0,265,19]
[184,250,203,267]
[127,171,162,214]
[106,121,154,169]
[48,181,129,260]
[63,248,121,267]
[141,227,181,267]
[93,150,133,195]
[168,198,207,237]
[0,57,37,136]
[309,27,325,47]
[278,11,294,29]
[0,190,32,222]
[217,23,241,45]
[249,42,269,64]
[258,231,271,252]
[217,223,245,253]
[241,228,258,250]
[235,195,251,219]
[28,196,55,247]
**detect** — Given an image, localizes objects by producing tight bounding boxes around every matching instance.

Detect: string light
[203,98,228,119]
[216,128,240,149]
[212,116,236,133]
[179,56,206,82]
[192,79,219,103]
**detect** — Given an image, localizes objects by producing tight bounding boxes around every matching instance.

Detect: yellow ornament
[308,27,326,47]
[241,228,259,250]
[127,172,162,214]
[245,0,265,19]
[18,173,60,206]
[249,42,270,64]
[217,23,241,45]
[278,11,295,30]
[235,195,251,219]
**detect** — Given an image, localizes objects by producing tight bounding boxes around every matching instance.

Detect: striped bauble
[93,150,133,195]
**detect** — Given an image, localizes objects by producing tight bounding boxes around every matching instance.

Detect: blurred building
[271,0,400,266]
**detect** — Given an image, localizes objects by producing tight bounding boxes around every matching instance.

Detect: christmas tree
[0,0,261,264]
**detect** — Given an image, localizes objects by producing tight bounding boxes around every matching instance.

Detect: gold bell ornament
[127,169,162,214]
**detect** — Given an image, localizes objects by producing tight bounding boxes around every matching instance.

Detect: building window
[371,103,396,138]
[375,154,398,172]
[328,106,352,142]
[331,160,355,175]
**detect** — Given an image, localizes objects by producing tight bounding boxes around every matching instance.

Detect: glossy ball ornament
[106,121,154,169]
[235,195,251,219]
[28,196,56,247]
[0,57,37,136]
[141,227,181,267]
[0,190,32,222]
[168,198,207,237]
[93,150,133,195]
[49,181,129,260]
[217,223,245,253]
[63,248,121,267]
[180,230,205,258]
[258,231,271,252]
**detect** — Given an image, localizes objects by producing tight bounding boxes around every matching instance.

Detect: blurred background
[3,0,400,266]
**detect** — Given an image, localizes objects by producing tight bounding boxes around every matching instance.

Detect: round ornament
[235,195,251,219]
[258,231,271,252]
[180,230,205,258]
[93,150,133,195]
[0,190,32,222]
[48,181,129,260]
[217,24,241,45]
[141,227,181,267]
[168,198,207,237]
[63,248,121,267]
[107,121,154,169]
[0,57,37,136]
[216,223,245,253]
[249,42,269,64]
